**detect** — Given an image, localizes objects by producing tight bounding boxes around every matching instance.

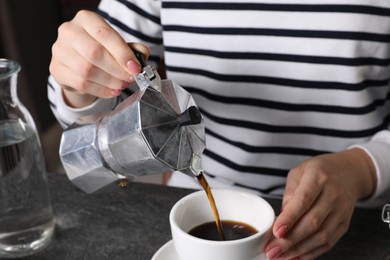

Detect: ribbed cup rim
[0,59,21,79]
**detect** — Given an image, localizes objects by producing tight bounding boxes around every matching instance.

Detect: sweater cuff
[51,76,118,126]
[350,141,390,208]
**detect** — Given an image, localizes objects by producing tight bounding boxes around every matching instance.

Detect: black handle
[133,49,147,68]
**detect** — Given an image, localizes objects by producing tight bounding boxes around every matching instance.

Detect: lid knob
[177,106,202,126]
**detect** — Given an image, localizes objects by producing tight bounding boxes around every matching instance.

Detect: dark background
[0,0,100,171]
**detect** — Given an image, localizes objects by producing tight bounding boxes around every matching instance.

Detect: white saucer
[151,240,269,260]
[151,240,180,260]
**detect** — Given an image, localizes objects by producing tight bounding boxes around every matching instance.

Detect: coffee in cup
[189,220,258,241]
[170,189,275,260]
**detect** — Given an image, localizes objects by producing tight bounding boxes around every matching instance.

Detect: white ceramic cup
[169,189,275,260]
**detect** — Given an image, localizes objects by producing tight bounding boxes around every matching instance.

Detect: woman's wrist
[346,148,377,200]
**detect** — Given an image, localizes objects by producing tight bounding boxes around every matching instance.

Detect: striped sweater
[48,0,390,207]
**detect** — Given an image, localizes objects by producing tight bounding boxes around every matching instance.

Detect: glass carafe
[383,203,390,229]
[0,59,55,258]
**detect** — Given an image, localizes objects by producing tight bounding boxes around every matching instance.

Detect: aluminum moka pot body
[59,64,205,193]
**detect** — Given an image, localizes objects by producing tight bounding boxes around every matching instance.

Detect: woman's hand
[265,148,376,260]
[49,10,149,108]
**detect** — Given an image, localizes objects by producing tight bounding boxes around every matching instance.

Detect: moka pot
[59,53,205,193]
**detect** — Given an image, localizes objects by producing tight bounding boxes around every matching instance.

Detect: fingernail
[273,255,286,260]
[110,89,122,97]
[266,246,283,260]
[127,60,141,74]
[275,225,288,238]
[128,76,135,82]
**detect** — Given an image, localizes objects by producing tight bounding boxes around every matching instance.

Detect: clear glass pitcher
[383,203,390,229]
[0,59,55,258]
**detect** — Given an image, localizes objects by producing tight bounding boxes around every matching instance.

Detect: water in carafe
[0,59,54,258]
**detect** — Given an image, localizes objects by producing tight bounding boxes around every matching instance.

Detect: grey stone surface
[13,174,390,260]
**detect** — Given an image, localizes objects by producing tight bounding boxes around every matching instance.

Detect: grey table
[16,173,390,260]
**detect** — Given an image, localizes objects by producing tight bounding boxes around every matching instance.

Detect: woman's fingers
[265,152,360,260]
[267,189,350,259]
[282,212,350,260]
[273,166,323,239]
[50,61,120,99]
[50,10,152,106]
[59,14,132,81]
[128,42,151,60]
[52,40,126,92]
[73,10,142,75]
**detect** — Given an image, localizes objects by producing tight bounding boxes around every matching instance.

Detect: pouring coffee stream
[197,173,226,241]
[59,50,226,240]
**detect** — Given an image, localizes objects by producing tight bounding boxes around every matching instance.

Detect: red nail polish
[275,225,288,238]
[127,60,141,74]
[110,89,122,97]
[266,246,283,259]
